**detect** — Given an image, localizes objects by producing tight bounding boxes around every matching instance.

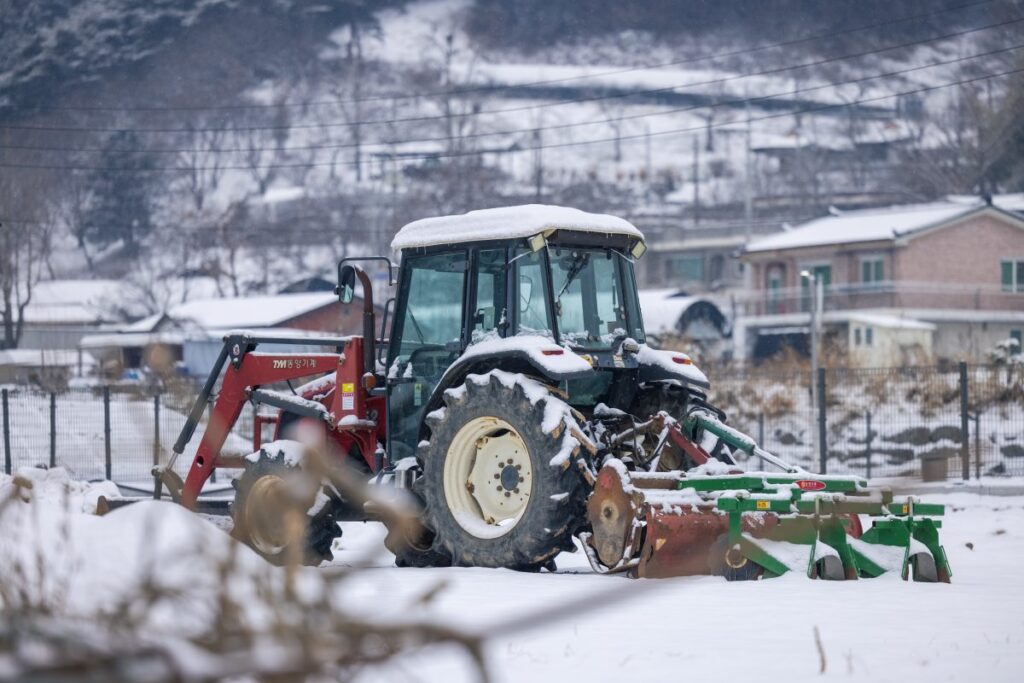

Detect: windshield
[550,246,636,349]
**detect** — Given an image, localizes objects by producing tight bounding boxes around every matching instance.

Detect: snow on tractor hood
[455,334,593,377]
[391,204,644,250]
[635,343,710,388]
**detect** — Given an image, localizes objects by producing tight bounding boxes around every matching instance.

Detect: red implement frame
[178,337,382,509]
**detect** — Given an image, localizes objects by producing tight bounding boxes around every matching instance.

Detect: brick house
[736,196,1024,364]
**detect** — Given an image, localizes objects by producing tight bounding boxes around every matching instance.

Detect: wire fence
[709,362,1024,479]
[0,383,268,487]
[2,362,1022,485]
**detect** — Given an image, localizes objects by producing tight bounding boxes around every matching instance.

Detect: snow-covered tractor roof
[390,204,644,250]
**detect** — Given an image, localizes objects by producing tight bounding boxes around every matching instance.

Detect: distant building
[737,195,1024,365]
[0,349,90,387]
[19,279,123,350]
[80,292,376,379]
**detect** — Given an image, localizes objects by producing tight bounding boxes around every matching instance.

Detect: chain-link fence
[709,362,1024,479]
[3,362,1022,485]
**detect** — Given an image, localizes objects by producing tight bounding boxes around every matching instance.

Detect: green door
[386,251,467,462]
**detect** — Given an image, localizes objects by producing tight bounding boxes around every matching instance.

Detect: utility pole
[533,128,543,202]
[744,100,754,243]
[691,135,700,226]
[802,269,823,463]
[644,121,652,201]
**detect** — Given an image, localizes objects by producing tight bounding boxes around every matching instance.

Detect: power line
[2,66,1020,173]
[4,41,1021,157]
[2,16,1021,137]
[12,0,1003,115]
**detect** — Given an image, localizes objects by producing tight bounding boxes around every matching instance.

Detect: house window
[1002,260,1024,292]
[861,258,884,285]
[854,328,862,346]
[865,327,874,346]
[666,255,704,282]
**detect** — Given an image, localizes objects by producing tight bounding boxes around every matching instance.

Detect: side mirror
[519,276,533,312]
[338,265,356,304]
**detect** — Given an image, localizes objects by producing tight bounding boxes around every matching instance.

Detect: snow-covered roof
[637,290,701,335]
[745,199,1021,254]
[79,331,186,350]
[21,279,121,325]
[846,313,935,331]
[0,349,86,368]
[391,204,643,250]
[168,292,338,330]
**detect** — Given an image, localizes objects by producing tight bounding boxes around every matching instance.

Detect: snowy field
[2,468,1023,681]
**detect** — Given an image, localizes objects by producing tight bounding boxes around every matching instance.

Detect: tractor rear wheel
[419,373,585,570]
[231,442,344,566]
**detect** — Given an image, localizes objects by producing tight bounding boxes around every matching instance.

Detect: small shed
[845,313,935,367]
[0,349,91,387]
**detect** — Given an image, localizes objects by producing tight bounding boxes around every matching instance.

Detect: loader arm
[164,333,355,509]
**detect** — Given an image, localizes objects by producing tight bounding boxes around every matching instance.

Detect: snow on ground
[2,467,1023,681]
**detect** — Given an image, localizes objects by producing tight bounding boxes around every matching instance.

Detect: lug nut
[514,488,520,494]
[466,483,475,492]
[515,464,522,470]
[504,491,511,498]
[493,473,500,479]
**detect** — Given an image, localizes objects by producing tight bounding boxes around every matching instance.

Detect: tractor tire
[231,442,344,566]
[419,373,585,570]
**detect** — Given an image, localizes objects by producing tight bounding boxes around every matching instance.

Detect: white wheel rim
[443,416,534,539]
[244,474,289,555]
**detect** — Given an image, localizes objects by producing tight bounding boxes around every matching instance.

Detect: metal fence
[708,362,1024,479]
[0,384,267,486]
[2,362,1022,484]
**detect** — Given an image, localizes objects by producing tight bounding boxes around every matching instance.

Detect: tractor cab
[382,205,668,462]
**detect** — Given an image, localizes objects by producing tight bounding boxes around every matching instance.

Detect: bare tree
[0,171,53,348]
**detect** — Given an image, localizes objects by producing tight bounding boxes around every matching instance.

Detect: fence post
[817,367,827,474]
[757,412,765,447]
[49,393,56,468]
[865,410,873,480]
[2,389,10,475]
[974,411,981,480]
[103,386,112,481]
[958,361,969,481]
[153,393,161,469]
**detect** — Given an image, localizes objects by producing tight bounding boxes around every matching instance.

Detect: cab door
[386,250,468,462]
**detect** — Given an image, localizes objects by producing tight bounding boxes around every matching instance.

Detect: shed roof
[391,204,643,250]
[168,292,337,329]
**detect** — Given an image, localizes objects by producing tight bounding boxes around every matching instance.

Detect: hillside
[1,0,1022,327]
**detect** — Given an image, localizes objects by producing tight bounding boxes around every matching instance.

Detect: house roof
[846,313,935,331]
[0,349,88,368]
[745,197,1024,254]
[168,292,338,329]
[391,204,643,250]
[21,279,122,325]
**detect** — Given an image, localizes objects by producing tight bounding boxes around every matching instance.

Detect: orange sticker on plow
[795,480,826,491]
[756,500,770,510]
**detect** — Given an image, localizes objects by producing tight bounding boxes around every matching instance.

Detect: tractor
[156,205,951,581]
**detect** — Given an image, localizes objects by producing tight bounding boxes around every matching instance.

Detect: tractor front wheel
[231,442,343,566]
[419,373,585,570]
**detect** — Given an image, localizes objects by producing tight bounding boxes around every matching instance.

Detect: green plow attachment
[691,475,952,582]
[584,410,952,582]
